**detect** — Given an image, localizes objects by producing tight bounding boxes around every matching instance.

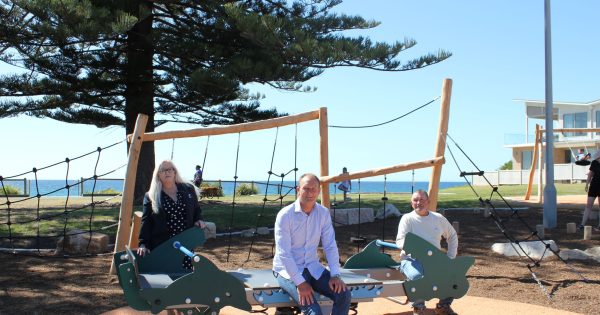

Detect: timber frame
[110,78,453,274]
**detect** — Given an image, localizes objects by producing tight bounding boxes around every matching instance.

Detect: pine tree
[0,0,451,203]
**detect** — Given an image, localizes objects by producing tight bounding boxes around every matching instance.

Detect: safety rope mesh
[0,140,127,257]
[445,133,589,298]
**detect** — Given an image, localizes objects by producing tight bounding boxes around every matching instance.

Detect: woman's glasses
[159,168,175,174]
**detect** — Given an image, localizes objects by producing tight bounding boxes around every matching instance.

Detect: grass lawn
[0,183,587,238]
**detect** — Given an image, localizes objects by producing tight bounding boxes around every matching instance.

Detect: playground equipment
[114,227,474,315]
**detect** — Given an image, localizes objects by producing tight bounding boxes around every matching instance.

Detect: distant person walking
[337,167,352,201]
[193,165,203,188]
[581,150,600,231]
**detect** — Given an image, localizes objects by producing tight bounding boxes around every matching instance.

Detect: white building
[475,99,600,185]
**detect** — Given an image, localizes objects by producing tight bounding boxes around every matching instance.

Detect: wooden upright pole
[428,79,452,211]
[525,124,541,200]
[110,114,148,274]
[319,107,331,208]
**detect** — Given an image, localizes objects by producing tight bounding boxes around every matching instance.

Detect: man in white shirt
[273,173,351,315]
[396,190,459,315]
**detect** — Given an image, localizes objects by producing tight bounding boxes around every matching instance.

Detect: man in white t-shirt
[395,189,458,315]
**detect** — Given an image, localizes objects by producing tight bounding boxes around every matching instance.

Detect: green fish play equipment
[114,228,474,314]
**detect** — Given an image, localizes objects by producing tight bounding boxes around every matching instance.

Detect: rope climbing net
[0,139,128,257]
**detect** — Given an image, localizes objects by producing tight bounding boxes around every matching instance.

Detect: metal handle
[376,240,400,249]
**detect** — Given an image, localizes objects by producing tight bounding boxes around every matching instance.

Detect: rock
[491,240,559,260]
[256,227,270,235]
[55,229,109,255]
[330,208,374,226]
[240,229,255,238]
[375,203,402,219]
[559,249,592,261]
[203,222,216,239]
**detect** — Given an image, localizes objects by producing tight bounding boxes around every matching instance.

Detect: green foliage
[236,183,259,196]
[499,160,513,170]
[0,0,450,126]
[0,184,21,195]
[83,188,120,195]
[0,0,451,204]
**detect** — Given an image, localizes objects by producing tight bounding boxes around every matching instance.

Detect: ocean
[1,179,465,197]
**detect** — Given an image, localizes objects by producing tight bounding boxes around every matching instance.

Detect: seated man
[273,173,351,315]
[396,190,459,315]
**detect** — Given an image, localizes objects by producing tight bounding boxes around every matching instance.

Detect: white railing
[471,163,588,186]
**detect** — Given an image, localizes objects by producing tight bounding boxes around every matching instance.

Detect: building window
[596,111,600,135]
[522,150,533,170]
[563,112,587,136]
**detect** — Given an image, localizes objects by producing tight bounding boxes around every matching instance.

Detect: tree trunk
[125,0,155,206]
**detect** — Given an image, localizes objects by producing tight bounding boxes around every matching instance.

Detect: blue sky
[1,0,600,184]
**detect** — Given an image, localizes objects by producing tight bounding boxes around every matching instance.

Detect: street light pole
[543,0,557,228]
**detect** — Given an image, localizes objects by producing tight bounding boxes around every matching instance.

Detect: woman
[137,160,205,269]
[582,150,600,231]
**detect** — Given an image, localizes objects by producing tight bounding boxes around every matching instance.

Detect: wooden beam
[428,79,452,211]
[320,157,444,184]
[131,110,321,142]
[110,114,148,275]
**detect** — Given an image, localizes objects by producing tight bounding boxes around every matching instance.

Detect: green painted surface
[140,254,251,314]
[399,233,474,301]
[116,262,151,311]
[342,232,474,302]
[343,240,399,269]
[115,227,251,314]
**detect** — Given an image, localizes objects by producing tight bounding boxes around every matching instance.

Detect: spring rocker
[114,227,474,314]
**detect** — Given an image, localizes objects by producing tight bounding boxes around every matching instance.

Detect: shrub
[84,188,121,195]
[236,183,259,196]
[1,185,21,196]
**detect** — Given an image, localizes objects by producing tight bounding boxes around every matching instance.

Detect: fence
[471,163,588,185]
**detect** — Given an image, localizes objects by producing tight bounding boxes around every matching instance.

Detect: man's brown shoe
[435,304,457,315]
[413,306,426,315]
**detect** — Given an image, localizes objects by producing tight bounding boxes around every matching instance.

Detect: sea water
[1,179,464,197]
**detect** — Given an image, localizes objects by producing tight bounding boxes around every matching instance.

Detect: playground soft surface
[1,185,599,314]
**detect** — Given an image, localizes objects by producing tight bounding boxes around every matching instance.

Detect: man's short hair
[413,189,429,199]
[299,173,321,186]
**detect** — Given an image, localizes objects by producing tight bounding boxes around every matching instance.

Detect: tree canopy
[0,0,451,203]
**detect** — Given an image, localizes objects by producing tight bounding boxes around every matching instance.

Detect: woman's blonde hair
[148,160,187,214]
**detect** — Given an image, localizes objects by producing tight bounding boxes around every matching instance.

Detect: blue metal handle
[376,240,400,249]
[173,241,195,258]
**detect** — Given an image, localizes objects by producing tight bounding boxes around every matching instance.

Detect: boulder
[491,240,559,260]
[256,227,270,235]
[557,246,600,262]
[55,229,109,255]
[240,229,256,238]
[330,208,374,226]
[375,203,402,219]
[203,221,217,239]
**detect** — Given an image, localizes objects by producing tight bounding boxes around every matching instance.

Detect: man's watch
[331,274,342,279]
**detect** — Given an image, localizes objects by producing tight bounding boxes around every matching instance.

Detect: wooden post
[525,124,541,200]
[128,211,143,249]
[319,107,331,208]
[110,114,148,275]
[538,134,544,204]
[428,78,452,211]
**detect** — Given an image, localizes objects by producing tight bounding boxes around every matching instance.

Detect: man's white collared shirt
[273,200,341,285]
